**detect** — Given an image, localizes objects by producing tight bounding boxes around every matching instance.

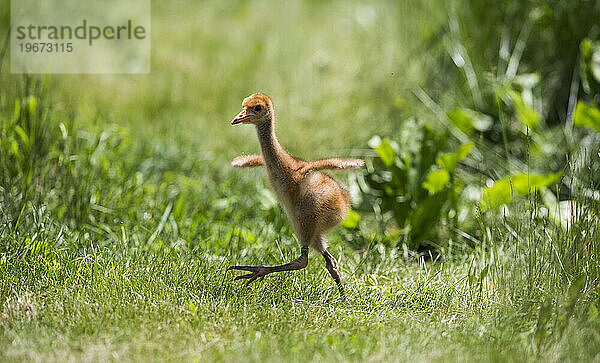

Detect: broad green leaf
[481,178,512,210]
[422,169,450,194]
[574,101,600,134]
[508,90,540,127]
[511,172,562,194]
[481,172,562,210]
[447,108,474,133]
[372,137,395,167]
[341,209,361,229]
[436,141,473,173]
[447,108,493,134]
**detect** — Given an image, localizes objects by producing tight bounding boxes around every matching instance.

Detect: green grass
[1,0,600,361]
[2,208,598,361]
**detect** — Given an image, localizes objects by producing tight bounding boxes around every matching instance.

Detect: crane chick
[228,93,363,297]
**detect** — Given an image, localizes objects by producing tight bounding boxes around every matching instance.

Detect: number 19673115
[19,43,73,53]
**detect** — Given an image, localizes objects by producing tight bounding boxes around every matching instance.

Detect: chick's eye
[254,105,263,112]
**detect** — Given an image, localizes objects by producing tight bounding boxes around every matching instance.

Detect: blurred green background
[1,0,600,361]
[3,0,445,156]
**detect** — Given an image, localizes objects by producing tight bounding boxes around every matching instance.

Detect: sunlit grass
[1,0,600,361]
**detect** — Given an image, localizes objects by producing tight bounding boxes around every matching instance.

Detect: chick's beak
[231,109,248,125]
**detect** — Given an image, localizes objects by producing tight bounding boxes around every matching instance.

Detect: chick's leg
[228,247,309,286]
[322,250,346,298]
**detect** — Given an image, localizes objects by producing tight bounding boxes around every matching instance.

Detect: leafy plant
[480,171,562,210]
[574,101,600,133]
[352,119,472,251]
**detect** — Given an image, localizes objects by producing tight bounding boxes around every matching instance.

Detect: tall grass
[1,0,600,361]
[2,69,599,361]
